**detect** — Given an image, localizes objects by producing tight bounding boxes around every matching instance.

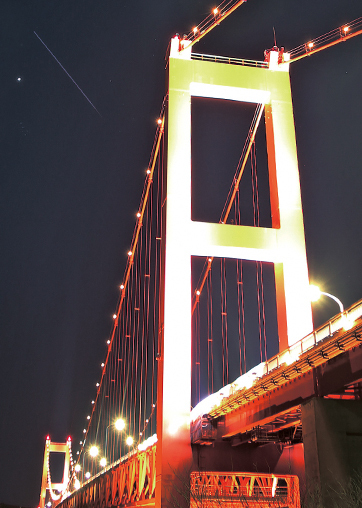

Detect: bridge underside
[191,317,362,505]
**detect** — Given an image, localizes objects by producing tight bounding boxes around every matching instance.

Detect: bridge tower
[156,38,313,505]
[39,436,71,508]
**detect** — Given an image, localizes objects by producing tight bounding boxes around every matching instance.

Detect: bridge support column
[157,36,314,508]
[302,398,362,506]
[39,436,71,508]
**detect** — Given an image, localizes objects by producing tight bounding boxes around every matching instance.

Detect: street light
[126,436,134,447]
[114,418,125,431]
[309,285,353,330]
[309,285,344,312]
[89,445,99,458]
[105,417,126,459]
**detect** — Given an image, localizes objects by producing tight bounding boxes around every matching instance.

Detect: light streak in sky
[34,31,102,117]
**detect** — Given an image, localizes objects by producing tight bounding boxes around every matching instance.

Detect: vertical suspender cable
[207,270,214,395]
[235,189,246,374]
[251,142,267,362]
[220,258,229,386]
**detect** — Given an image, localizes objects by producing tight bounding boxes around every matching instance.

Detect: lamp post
[81,445,86,483]
[309,284,352,330]
[309,285,344,312]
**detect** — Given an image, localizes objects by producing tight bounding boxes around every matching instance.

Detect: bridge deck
[189,299,362,443]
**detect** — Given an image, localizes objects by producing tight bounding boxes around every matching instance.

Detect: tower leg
[302,398,362,506]
[39,439,48,508]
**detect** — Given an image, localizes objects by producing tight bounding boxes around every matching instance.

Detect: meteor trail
[34,31,101,117]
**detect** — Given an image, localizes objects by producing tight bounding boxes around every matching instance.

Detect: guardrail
[59,444,156,508]
[263,298,362,375]
[192,53,267,68]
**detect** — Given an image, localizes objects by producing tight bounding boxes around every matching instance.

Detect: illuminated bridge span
[191,301,362,442]
[192,300,362,423]
[39,6,362,508]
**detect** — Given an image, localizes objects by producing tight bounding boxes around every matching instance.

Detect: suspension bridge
[39,4,362,507]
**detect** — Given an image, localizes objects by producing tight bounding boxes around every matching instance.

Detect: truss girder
[190,471,300,508]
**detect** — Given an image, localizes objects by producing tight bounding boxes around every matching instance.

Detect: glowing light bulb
[128,250,133,256]
[74,479,80,490]
[196,290,200,296]
[89,445,99,457]
[75,464,81,472]
[146,169,151,175]
[83,429,86,433]
[107,340,111,345]
[137,212,141,218]
[101,362,105,367]
[96,383,100,387]
[213,8,219,15]
[87,415,90,420]
[115,418,126,431]
[100,457,107,468]
[85,472,91,479]
[193,27,198,34]
[308,42,314,48]
[91,400,95,404]
[343,26,349,32]
[120,284,124,290]
[157,118,162,125]
[126,436,134,446]
[79,441,83,445]
[113,314,117,320]
[309,284,321,302]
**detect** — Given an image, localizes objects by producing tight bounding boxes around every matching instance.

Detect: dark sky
[1,1,361,506]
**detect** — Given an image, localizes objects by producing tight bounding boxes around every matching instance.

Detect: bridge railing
[191,53,268,68]
[265,297,362,375]
[59,444,156,508]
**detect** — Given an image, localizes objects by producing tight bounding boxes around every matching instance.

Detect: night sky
[1,1,361,506]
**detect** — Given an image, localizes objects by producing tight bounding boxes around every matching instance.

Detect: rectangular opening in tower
[191,255,279,408]
[191,97,272,228]
[49,451,66,485]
